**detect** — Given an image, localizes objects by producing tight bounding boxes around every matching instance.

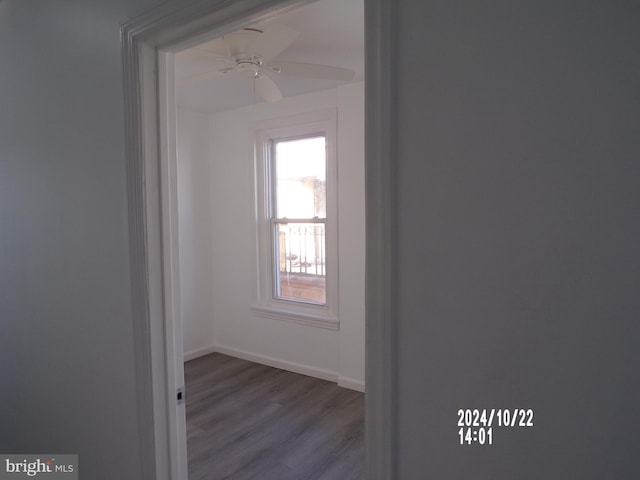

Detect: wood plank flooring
[185,353,365,480]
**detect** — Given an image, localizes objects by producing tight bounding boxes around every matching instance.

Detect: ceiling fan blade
[269,61,355,81]
[176,68,228,87]
[254,73,283,102]
[250,24,299,62]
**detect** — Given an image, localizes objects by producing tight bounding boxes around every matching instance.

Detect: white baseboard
[183,344,217,362]
[212,344,338,383]
[184,343,366,392]
[338,375,366,393]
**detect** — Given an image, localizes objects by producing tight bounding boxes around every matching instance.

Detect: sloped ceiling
[174,0,364,113]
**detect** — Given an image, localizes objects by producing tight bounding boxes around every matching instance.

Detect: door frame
[121,0,396,478]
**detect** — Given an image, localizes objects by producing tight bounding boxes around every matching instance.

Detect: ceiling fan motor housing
[236,58,263,77]
[224,29,265,77]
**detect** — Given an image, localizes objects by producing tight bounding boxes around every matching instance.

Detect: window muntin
[272,136,327,305]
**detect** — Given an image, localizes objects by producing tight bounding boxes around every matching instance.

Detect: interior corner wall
[177,108,216,358]
[335,83,366,387]
[194,82,366,388]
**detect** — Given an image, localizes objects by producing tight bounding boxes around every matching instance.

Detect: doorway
[122,0,395,479]
[175,2,364,477]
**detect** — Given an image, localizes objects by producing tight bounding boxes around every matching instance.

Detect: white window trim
[252,109,339,329]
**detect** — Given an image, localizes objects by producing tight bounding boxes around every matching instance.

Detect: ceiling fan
[177,23,356,102]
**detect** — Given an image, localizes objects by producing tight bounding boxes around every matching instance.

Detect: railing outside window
[274,219,326,304]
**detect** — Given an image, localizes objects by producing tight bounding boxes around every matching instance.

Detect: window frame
[252,109,339,329]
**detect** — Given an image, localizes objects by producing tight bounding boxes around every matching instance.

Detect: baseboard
[183,344,217,362]
[338,375,366,393]
[213,344,340,383]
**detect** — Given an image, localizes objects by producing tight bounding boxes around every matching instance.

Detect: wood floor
[185,353,365,480]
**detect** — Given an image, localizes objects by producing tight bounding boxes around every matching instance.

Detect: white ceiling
[174,0,364,113]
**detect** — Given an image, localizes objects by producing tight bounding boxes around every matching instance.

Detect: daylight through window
[272,136,327,304]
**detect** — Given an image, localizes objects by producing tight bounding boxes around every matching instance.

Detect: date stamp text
[457,408,534,445]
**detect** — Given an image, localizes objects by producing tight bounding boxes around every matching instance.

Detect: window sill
[251,303,339,330]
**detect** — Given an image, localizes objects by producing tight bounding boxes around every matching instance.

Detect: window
[273,136,327,304]
[253,110,338,328]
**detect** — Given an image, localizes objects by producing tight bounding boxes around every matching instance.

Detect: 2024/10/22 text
[457,409,534,445]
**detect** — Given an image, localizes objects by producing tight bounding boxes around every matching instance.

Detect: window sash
[270,136,327,220]
[269,134,328,305]
[271,217,325,224]
[271,217,327,305]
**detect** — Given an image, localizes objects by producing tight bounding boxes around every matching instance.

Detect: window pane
[276,222,326,304]
[275,136,326,219]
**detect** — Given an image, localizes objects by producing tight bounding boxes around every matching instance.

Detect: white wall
[180,82,365,389]
[176,109,215,357]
